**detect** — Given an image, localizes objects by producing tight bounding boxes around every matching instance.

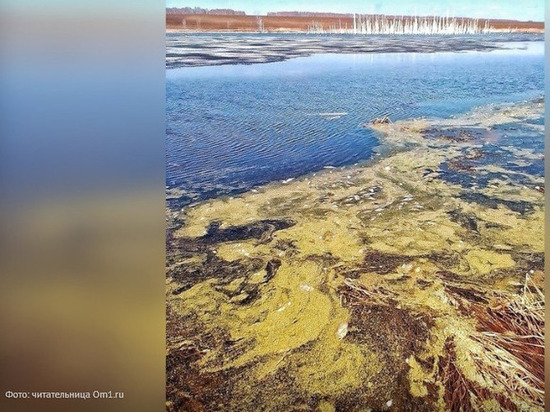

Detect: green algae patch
[175,261,339,372]
[465,250,515,275]
[292,338,373,397]
[166,99,544,412]
[500,209,544,251]
[224,263,334,369]
[276,216,364,261]
[365,209,463,256]
[171,279,230,321]
[406,356,429,397]
[216,241,266,261]
[317,400,336,412]
[289,287,374,397]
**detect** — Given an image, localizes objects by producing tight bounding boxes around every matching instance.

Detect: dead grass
[438,337,519,412]
[339,273,544,411]
[442,274,544,410]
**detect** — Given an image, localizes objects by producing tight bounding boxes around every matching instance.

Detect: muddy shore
[166,99,544,411]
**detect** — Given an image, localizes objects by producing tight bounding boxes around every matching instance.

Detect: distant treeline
[267,11,354,18]
[166,7,246,15]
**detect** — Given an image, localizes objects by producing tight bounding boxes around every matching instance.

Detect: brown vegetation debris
[443,275,544,409]
[438,337,518,412]
[166,310,235,412]
[339,280,436,411]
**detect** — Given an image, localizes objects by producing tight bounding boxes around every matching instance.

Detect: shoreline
[167,28,544,34]
[166,98,544,411]
[167,97,543,217]
[166,90,544,210]
[166,13,544,34]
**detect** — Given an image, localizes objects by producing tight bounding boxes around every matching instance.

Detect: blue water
[166,39,543,207]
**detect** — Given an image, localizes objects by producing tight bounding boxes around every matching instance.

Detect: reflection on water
[166,39,543,208]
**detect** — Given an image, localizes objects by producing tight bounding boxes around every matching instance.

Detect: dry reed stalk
[444,274,545,409]
[341,278,397,306]
[439,337,519,412]
[340,274,544,409]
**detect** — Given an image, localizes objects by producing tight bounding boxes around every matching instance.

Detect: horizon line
[165,8,544,23]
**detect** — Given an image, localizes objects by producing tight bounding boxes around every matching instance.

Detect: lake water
[166,36,543,207]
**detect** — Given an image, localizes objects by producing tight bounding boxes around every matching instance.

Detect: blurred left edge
[0,1,166,411]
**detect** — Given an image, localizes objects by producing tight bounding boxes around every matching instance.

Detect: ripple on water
[166,37,543,207]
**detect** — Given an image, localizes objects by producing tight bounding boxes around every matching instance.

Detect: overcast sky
[166,0,544,21]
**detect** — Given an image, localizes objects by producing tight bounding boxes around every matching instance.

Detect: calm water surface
[166,38,543,207]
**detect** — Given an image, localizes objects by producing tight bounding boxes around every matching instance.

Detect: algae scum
[166,99,544,411]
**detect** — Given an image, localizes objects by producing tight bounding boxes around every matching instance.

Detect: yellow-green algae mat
[166,100,544,412]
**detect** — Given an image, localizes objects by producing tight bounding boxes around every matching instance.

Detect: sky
[165,0,544,22]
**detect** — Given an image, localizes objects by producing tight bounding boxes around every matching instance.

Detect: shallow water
[435,117,544,190]
[166,99,545,412]
[166,38,543,207]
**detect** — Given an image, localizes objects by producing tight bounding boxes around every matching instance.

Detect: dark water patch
[264,258,282,284]
[170,254,265,295]
[447,209,480,234]
[170,256,283,307]
[166,231,202,265]
[516,252,545,271]
[505,161,544,177]
[336,251,459,278]
[447,210,511,242]
[490,122,544,157]
[436,270,463,282]
[484,221,508,230]
[416,279,434,289]
[492,120,543,130]
[459,192,534,215]
[421,113,544,193]
[200,219,295,245]
[439,165,535,190]
[497,251,544,282]
[438,139,543,189]
[184,52,238,61]
[437,162,476,188]
[447,158,475,171]
[436,270,487,287]
[167,219,292,294]
[426,252,462,269]
[524,117,544,125]
[302,253,341,267]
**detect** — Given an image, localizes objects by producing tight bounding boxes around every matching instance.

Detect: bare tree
[257,16,264,32]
